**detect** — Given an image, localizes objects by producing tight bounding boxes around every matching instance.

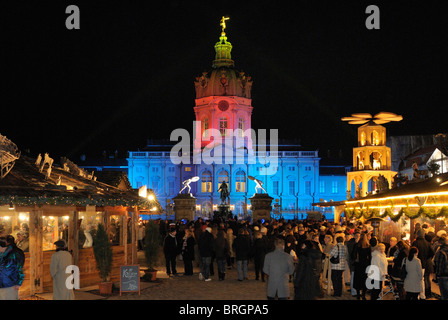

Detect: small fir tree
[427,160,440,176]
[93,223,113,282]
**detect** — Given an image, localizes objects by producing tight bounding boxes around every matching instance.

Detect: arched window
[202,117,209,139]
[235,170,246,192]
[218,170,229,189]
[201,170,212,192]
[238,118,245,138]
[219,117,228,136]
[371,130,379,146]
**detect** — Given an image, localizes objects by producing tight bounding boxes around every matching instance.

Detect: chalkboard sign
[120,265,140,295]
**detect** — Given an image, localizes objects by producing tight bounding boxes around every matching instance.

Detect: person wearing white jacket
[403,247,424,300]
[370,243,388,300]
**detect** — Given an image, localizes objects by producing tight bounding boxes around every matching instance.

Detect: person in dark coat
[163,227,179,276]
[181,227,196,276]
[346,230,360,296]
[412,228,435,298]
[294,240,324,300]
[198,227,214,281]
[233,228,251,281]
[390,240,410,300]
[214,230,229,280]
[251,231,268,281]
[352,233,371,300]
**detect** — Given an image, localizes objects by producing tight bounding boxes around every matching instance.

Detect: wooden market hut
[343,172,448,243]
[0,154,161,298]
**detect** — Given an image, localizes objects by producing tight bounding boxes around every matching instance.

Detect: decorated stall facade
[344,173,448,243]
[0,147,160,298]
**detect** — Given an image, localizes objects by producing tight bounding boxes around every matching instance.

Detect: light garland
[344,205,448,221]
[0,195,161,211]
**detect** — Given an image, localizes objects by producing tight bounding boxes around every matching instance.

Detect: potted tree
[143,221,160,281]
[93,223,113,294]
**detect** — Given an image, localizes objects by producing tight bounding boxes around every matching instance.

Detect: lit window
[185,167,191,172]
[218,170,229,189]
[201,171,212,193]
[238,118,244,138]
[202,118,209,138]
[332,181,338,194]
[235,170,246,192]
[219,118,228,136]
[320,181,325,193]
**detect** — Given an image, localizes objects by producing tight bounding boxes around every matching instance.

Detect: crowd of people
[1,215,447,300]
[143,216,448,300]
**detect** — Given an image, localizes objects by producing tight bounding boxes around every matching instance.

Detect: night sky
[3,0,447,162]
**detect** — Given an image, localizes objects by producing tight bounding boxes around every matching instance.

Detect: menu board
[120,265,140,295]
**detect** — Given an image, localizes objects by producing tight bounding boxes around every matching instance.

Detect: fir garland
[345,205,448,221]
[0,195,159,211]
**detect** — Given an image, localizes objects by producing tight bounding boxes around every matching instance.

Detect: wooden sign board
[120,265,140,295]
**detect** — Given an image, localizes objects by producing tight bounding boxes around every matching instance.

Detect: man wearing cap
[50,240,75,300]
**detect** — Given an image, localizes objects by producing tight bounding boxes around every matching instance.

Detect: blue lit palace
[125,22,348,221]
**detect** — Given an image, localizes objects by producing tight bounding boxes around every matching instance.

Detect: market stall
[344,173,448,243]
[0,153,161,298]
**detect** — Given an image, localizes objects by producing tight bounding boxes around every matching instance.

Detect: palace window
[169,181,175,195]
[202,118,209,138]
[319,180,325,193]
[201,171,212,193]
[305,181,311,195]
[332,181,338,194]
[218,170,229,190]
[238,118,244,138]
[219,117,228,136]
[289,181,295,195]
[273,180,279,195]
[235,170,246,192]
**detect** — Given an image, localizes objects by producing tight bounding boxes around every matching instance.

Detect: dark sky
[3,0,447,162]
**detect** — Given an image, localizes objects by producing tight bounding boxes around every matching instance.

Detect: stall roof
[0,155,161,210]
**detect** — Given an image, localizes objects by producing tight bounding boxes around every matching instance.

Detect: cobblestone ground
[107,251,360,301]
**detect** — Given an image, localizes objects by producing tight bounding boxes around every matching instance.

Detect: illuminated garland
[0,195,160,211]
[344,206,448,221]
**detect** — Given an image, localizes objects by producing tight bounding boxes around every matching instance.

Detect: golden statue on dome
[220,16,229,35]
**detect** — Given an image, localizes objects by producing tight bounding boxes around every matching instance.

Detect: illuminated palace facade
[127,21,348,220]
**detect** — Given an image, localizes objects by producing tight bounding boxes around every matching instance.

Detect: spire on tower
[213,16,234,68]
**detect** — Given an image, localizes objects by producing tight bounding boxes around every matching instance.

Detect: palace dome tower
[193,17,254,151]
